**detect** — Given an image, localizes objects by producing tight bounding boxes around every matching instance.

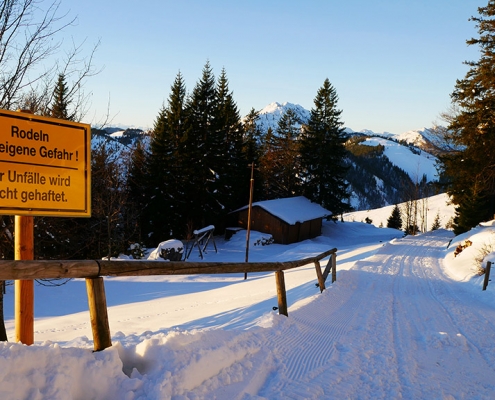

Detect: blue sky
[61,0,481,133]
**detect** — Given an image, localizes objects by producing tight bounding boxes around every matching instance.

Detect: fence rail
[0,247,337,351]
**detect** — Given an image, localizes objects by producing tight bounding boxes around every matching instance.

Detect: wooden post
[275,271,288,316]
[244,163,255,279]
[314,260,325,292]
[332,253,337,283]
[483,261,492,291]
[86,277,112,351]
[15,215,34,345]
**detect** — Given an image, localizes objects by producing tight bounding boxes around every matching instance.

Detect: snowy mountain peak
[255,103,441,151]
[257,101,311,132]
[259,101,307,116]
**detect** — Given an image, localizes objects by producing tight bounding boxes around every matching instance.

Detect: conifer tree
[431,211,442,231]
[242,108,263,165]
[126,140,149,243]
[214,68,246,215]
[50,73,73,120]
[300,78,351,216]
[34,74,81,259]
[439,1,495,233]
[259,109,302,199]
[242,108,264,201]
[147,72,188,241]
[183,61,220,229]
[259,127,277,200]
[387,204,403,230]
[90,141,129,259]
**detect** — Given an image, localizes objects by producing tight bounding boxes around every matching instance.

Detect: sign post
[0,109,91,344]
[14,215,34,344]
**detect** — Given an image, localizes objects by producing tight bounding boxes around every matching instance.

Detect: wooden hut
[231,196,331,244]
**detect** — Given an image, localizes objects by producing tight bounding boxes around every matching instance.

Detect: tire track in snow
[259,231,495,399]
[259,261,389,398]
[417,236,495,368]
[390,231,495,398]
[259,244,420,398]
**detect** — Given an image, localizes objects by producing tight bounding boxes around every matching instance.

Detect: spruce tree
[431,211,442,231]
[215,68,246,215]
[387,204,403,230]
[34,74,80,259]
[147,72,188,241]
[183,61,220,230]
[126,140,149,244]
[242,108,263,164]
[439,1,495,233]
[50,73,73,120]
[261,109,302,199]
[242,108,264,201]
[300,78,351,216]
[259,127,277,200]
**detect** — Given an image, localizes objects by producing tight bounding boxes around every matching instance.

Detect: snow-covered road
[251,230,495,399]
[2,220,495,399]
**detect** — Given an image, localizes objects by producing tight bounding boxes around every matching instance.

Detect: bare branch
[0,0,86,110]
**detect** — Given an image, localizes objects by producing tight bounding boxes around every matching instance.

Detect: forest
[2,0,495,261]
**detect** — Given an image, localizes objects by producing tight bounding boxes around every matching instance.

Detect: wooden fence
[0,248,337,351]
[483,261,492,291]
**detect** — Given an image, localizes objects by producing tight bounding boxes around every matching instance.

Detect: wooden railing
[0,248,337,351]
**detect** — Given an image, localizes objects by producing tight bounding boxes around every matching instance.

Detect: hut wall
[236,206,323,245]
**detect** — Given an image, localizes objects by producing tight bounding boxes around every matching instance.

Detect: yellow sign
[0,110,91,217]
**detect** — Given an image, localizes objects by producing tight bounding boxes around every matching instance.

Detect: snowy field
[343,192,455,229]
[2,193,495,399]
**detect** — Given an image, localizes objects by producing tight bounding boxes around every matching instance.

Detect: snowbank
[443,223,495,284]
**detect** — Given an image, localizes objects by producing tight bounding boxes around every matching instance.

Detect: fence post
[483,261,492,291]
[332,253,337,283]
[275,271,288,316]
[314,260,325,292]
[86,277,112,351]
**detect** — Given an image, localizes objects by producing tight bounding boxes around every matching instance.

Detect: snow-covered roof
[235,196,331,225]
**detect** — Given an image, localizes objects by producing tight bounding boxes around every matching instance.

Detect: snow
[360,137,438,182]
[345,126,440,149]
[147,239,184,261]
[2,194,495,399]
[343,193,455,230]
[235,196,331,225]
[256,102,311,133]
[193,225,215,235]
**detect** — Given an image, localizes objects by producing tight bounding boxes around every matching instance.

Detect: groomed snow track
[249,231,495,399]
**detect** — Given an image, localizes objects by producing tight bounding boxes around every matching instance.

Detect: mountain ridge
[257,101,444,154]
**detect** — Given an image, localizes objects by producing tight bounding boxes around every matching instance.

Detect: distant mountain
[92,102,446,212]
[255,101,443,211]
[257,102,311,132]
[256,101,448,155]
[345,127,449,156]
